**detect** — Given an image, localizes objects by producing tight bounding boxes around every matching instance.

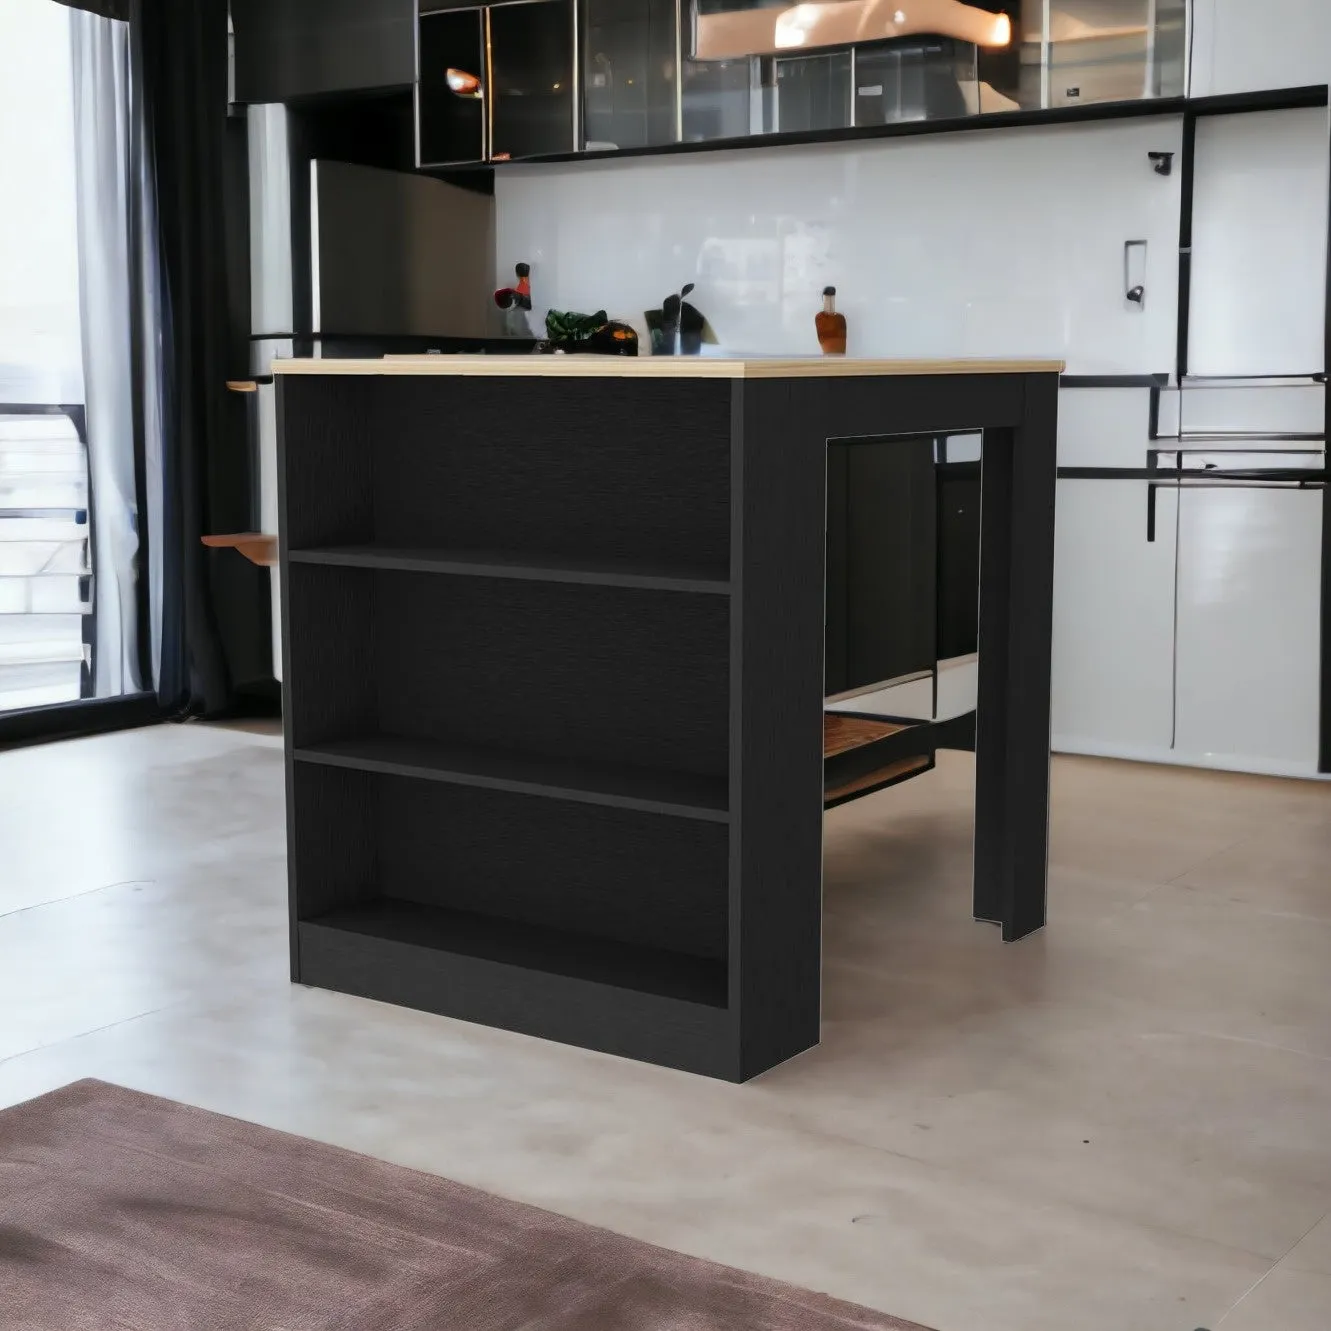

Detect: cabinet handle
[1124,239,1147,308]
[1146,481,1158,542]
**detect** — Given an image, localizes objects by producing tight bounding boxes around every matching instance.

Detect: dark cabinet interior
[418,8,486,166]
[489,0,577,160]
[774,51,852,135]
[826,437,980,701]
[583,0,678,152]
[231,0,417,104]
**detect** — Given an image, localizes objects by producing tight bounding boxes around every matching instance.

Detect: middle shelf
[296,733,729,822]
[289,545,731,595]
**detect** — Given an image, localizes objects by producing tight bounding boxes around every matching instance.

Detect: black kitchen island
[274,354,1062,1081]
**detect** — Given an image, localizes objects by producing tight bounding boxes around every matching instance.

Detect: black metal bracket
[1148,150,1175,176]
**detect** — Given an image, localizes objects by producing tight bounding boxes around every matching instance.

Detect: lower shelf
[823,712,935,808]
[298,900,736,1078]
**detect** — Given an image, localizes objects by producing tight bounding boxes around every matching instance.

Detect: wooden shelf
[823,712,933,808]
[295,734,729,823]
[823,713,914,758]
[289,545,731,595]
[202,532,278,567]
[303,898,729,1009]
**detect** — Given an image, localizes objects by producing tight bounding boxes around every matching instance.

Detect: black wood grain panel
[284,565,377,749]
[973,376,1058,940]
[231,0,417,103]
[373,775,728,961]
[788,373,1026,440]
[299,915,738,1079]
[308,899,725,1006]
[825,443,848,696]
[368,377,732,569]
[936,461,982,661]
[730,379,826,1080]
[289,764,378,975]
[373,573,730,778]
[845,437,937,692]
[279,376,374,549]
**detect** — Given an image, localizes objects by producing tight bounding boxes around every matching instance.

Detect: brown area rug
[0,1080,932,1331]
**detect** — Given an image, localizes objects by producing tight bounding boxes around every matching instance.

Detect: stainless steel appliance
[247,103,497,676]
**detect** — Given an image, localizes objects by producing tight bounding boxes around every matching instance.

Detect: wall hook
[1148,151,1174,176]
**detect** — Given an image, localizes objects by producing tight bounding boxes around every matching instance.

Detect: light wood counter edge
[271,355,1065,380]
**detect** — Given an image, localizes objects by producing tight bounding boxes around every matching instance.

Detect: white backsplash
[496,115,1184,375]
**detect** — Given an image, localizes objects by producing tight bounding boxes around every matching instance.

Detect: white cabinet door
[1056,386,1155,468]
[1052,479,1178,758]
[1174,484,1323,773]
[1188,107,1330,378]
[1190,0,1331,98]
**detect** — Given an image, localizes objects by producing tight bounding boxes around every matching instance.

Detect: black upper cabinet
[417,8,486,166]
[232,0,417,104]
[489,0,577,160]
[583,0,677,152]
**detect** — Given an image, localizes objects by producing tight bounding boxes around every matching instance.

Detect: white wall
[1191,0,1331,98]
[496,116,1184,375]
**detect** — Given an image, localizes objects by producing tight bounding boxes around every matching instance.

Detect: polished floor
[1,722,1329,1331]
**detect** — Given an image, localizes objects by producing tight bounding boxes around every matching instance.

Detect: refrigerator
[247,103,497,677]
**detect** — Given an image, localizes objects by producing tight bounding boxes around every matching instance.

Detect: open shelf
[295,733,729,822]
[286,567,730,782]
[304,898,728,1008]
[289,545,731,595]
[823,712,935,808]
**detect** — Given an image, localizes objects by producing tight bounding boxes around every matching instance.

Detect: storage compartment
[287,564,731,807]
[488,0,577,160]
[280,374,732,583]
[292,762,728,1002]
[417,7,487,166]
[583,0,679,151]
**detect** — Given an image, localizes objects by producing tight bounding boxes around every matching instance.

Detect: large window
[0,0,142,717]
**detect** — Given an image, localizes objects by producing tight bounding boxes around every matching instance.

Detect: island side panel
[730,379,828,1081]
[277,374,378,983]
[973,372,1059,940]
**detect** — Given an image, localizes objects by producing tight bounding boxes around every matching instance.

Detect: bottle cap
[823,285,836,296]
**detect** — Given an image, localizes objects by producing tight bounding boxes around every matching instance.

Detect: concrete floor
[1,722,1329,1331]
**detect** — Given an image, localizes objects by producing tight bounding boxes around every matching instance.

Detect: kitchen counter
[274,354,1064,379]
[275,356,1061,1080]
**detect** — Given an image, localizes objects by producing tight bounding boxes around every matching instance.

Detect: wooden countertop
[272,355,1065,380]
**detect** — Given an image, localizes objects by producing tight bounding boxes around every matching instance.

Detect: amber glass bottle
[816,286,847,355]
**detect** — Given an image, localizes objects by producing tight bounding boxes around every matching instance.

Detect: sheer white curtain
[69,10,146,697]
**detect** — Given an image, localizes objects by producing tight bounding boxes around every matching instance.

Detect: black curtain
[130,0,269,716]
[53,0,129,19]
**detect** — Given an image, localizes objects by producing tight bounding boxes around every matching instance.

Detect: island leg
[973,375,1059,941]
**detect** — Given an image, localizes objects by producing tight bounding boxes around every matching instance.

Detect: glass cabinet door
[773,49,853,134]
[418,7,486,166]
[489,0,576,160]
[1018,0,1188,109]
[583,0,678,151]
